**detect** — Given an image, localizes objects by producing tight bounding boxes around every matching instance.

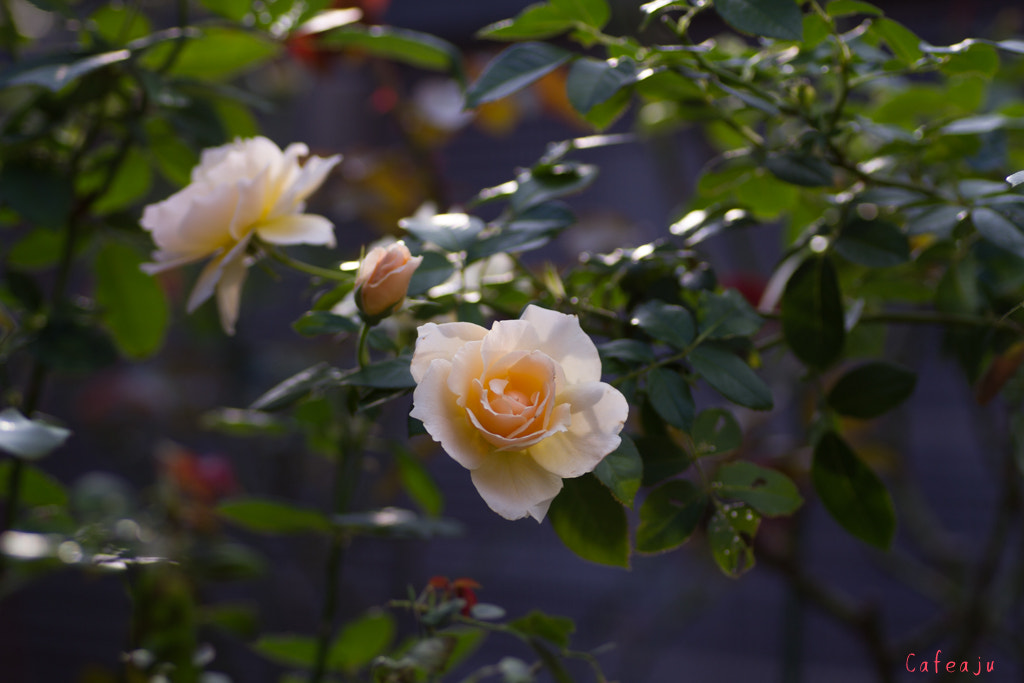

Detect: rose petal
[256,213,336,247]
[270,153,341,218]
[528,381,628,478]
[215,250,250,335]
[480,319,541,369]
[521,304,602,384]
[186,234,252,314]
[469,450,564,522]
[411,359,489,470]
[411,322,488,383]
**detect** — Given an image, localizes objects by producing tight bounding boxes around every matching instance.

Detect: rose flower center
[465,351,561,448]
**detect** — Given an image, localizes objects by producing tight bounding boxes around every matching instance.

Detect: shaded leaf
[833,219,910,267]
[714,461,802,516]
[508,611,575,649]
[708,503,759,577]
[342,357,415,389]
[827,362,917,418]
[811,431,895,549]
[292,312,359,337]
[646,367,695,431]
[691,408,742,457]
[566,57,637,114]
[95,242,169,359]
[689,345,773,410]
[765,152,834,188]
[781,255,845,369]
[632,300,695,349]
[319,24,461,75]
[548,473,630,567]
[593,434,643,507]
[636,479,707,554]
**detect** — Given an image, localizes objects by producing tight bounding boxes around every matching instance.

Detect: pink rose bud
[355,242,423,321]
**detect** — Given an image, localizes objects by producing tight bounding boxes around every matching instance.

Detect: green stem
[264,245,351,282]
[355,325,372,369]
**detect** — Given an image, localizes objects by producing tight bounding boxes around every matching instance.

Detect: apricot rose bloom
[410,305,629,522]
[355,242,423,321]
[141,137,341,334]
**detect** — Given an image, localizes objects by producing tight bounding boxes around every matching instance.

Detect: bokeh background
[2,0,1023,680]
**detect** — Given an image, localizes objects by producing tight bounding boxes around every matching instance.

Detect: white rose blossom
[140,136,341,334]
[410,305,629,522]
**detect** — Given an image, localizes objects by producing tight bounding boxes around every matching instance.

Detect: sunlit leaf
[714,0,803,41]
[465,42,572,108]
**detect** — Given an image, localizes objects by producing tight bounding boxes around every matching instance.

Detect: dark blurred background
[2,0,1024,681]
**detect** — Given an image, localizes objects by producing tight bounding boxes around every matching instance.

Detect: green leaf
[811,431,895,549]
[90,148,153,215]
[689,345,773,411]
[636,434,691,485]
[332,508,463,539]
[218,497,331,534]
[691,408,742,457]
[905,205,965,238]
[714,461,802,517]
[0,161,74,228]
[548,473,630,568]
[201,408,289,437]
[781,255,845,369]
[599,339,656,365]
[395,448,444,517]
[292,311,360,337]
[1,49,130,91]
[714,0,803,41]
[941,42,999,77]
[250,363,342,411]
[342,357,415,389]
[764,151,834,188]
[319,25,461,75]
[551,0,610,28]
[0,409,71,460]
[7,228,63,270]
[972,206,1024,256]
[478,3,577,41]
[635,479,707,554]
[941,114,1011,136]
[697,289,763,340]
[146,119,199,186]
[330,611,395,673]
[406,250,456,296]
[94,242,169,359]
[508,611,575,649]
[566,57,637,115]
[89,4,153,45]
[0,461,68,506]
[825,0,882,17]
[465,42,572,108]
[509,162,598,213]
[143,27,280,81]
[593,434,643,507]
[872,18,922,64]
[833,219,910,267]
[646,367,695,431]
[708,503,760,577]
[254,635,317,669]
[400,213,484,253]
[632,300,695,349]
[199,0,250,22]
[826,362,916,418]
